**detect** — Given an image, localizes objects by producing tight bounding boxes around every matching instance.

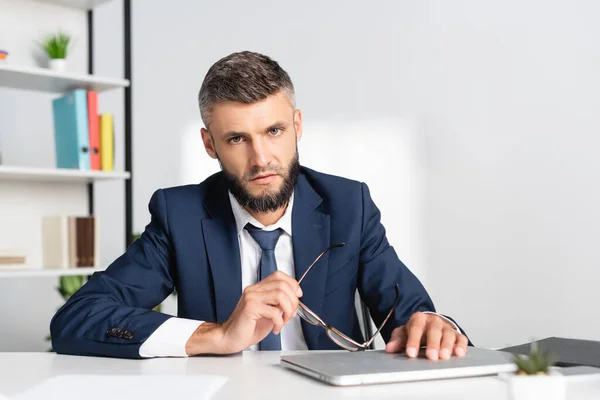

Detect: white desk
[1,351,600,399]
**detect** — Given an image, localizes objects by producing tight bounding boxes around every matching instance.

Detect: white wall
[411,0,600,348]
[131,0,600,350]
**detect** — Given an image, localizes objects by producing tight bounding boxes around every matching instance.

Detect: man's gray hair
[198,51,296,128]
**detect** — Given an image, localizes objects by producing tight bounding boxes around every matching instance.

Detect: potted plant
[501,342,565,400]
[38,31,72,72]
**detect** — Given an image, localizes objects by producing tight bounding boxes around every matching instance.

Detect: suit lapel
[202,175,242,323]
[292,174,331,349]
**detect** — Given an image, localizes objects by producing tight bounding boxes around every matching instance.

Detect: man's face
[201,91,303,213]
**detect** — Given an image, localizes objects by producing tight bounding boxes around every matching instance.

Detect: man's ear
[294,109,303,142]
[201,128,218,159]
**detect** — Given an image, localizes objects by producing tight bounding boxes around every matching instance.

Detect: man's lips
[250,173,278,184]
[251,173,277,181]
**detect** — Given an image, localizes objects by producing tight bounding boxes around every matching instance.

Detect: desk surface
[1,351,600,399]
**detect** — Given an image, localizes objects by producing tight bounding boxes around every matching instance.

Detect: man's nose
[249,137,270,168]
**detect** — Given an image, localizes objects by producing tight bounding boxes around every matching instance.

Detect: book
[42,215,99,269]
[42,215,70,269]
[0,248,26,266]
[0,256,26,265]
[74,216,97,267]
[87,91,101,170]
[99,113,114,171]
[52,89,91,170]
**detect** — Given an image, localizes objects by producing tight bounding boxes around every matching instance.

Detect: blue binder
[52,89,91,170]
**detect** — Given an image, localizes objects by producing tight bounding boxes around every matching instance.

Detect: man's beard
[221,152,300,214]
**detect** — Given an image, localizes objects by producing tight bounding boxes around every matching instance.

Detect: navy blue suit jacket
[51,167,456,359]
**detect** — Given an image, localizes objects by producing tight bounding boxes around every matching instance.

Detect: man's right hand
[185,271,302,355]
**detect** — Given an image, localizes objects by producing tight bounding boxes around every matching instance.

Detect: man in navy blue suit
[50,51,470,360]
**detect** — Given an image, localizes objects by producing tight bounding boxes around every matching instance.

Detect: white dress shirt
[139,192,459,358]
[139,191,306,357]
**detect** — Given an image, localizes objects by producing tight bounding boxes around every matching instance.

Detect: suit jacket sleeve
[356,182,468,343]
[50,189,176,359]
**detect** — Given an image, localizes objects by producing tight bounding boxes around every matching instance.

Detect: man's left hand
[385,312,468,360]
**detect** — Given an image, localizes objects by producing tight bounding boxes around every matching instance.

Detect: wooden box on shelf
[42,215,99,269]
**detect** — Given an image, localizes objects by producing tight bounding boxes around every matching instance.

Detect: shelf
[0,166,130,183]
[34,0,114,11]
[0,64,129,93]
[0,267,104,278]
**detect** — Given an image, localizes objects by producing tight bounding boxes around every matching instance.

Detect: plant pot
[49,58,67,72]
[500,371,566,400]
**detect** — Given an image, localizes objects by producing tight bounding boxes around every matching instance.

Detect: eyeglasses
[296,243,400,351]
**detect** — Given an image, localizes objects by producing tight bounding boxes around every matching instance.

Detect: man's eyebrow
[221,122,287,139]
[222,130,247,139]
[265,121,287,131]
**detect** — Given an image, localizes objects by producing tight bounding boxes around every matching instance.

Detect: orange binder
[87,91,101,170]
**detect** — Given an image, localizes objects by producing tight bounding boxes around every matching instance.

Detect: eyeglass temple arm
[364,284,400,347]
[297,242,345,285]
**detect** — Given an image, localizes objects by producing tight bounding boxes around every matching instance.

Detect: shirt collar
[228,191,294,236]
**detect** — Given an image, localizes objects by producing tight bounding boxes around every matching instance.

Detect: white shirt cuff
[422,312,462,334]
[139,317,203,358]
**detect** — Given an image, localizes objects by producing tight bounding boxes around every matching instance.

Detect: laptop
[280,347,517,386]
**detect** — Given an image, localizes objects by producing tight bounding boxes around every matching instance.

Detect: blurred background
[0,0,598,352]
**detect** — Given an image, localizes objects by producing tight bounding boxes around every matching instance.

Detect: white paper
[10,374,228,400]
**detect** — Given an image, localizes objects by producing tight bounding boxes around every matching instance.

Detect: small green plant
[39,31,72,59]
[131,232,142,244]
[513,342,556,375]
[57,275,84,300]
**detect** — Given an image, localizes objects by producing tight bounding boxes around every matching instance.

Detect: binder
[87,91,101,170]
[52,89,91,170]
[99,113,114,171]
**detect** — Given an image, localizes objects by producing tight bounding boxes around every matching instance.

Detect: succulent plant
[513,342,557,375]
[38,31,72,59]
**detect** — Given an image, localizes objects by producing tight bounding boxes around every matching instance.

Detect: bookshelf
[0,64,129,93]
[0,0,133,278]
[0,267,104,278]
[0,165,130,183]
[35,0,114,10]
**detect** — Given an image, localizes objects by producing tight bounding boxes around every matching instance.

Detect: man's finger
[454,334,469,357]
[257,303,285,335]
[439,328,457,360]
[405,314,426,358]
[385,326,407,353]
[425,318,444,360]
[248,289,295,324]
[254,279,300,306]
[264,271,303,297]
[253,279,299,314]
[271,289,295,324]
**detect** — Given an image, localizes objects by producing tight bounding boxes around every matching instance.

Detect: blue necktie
[245,223,283,351]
